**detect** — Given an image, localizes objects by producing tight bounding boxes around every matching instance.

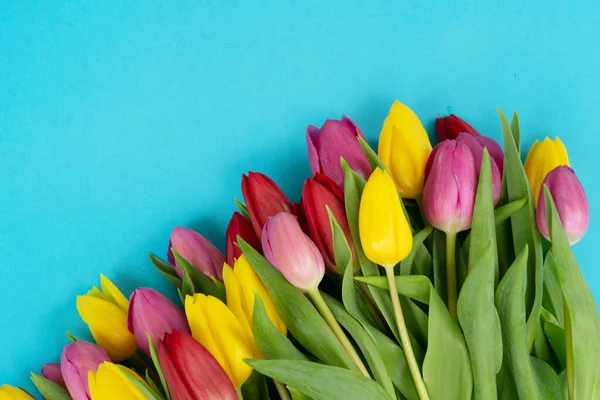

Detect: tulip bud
[225,212,261,266]
[88,362,149,400]
[423,140,477,233]
[242,172,293,238]
[536,166,589,244]
[157,329,237,399]
[61,341,110,400]
[378,101,433,199]
[524,137,569,205]
[127,288,189,356]
[40,362,65,387]
[306,116,372,189]
[262,212,325,292]
[301,173,355,272]
[435,114,481,141]
[185,294,254,388]
[359,168,412,267]
[76,275,137,361]
[0,385,34,399]
[456,133,504,205]
[168,227,225,281]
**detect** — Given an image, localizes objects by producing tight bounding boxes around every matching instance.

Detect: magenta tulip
[61,341,110,400]
[167,227,225,280]
[536,166,590,244]
[262,212,325,292]
[40,362,65,387]
[127,288,190,356]
[423,140,478,233]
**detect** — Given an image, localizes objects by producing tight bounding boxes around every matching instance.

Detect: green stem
[446,231,458,319]
[236,387,244,400]
[564,299,574,400]
[274,380,291,400]
[385,266,430,400]
[307,289,370,377]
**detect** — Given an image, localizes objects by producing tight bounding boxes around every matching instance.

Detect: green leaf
[357,136,386,172]
[149,254,183,289]
[494,196,527,225]
[31,373,71,400]
[66,331,79,342]
[235,198,251,220]
[288,387,313,400]
[544,186,600,398]
[148,332,170,400]
[457,241,499,399]
[241,370,270,400]
[171,250,225,301]
[117,365,164,400]
[239,239,356,371]
[246,359,393,400]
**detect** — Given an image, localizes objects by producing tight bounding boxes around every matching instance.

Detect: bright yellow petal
[99,275,129,312]
[0,385,33,400]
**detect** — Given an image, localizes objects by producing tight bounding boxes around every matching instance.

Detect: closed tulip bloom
[378,100,433,199]
[168,226,225,280]
[127,288,189,356]
[242,172,293,238]
[157,330,237,400]
[76,275,137,361]
[536,166,589,244]
[524,137,569,205]
[0,385,33,400]
[185,294,254,388]
[262,212,325,292]
[301,173,355,272]
[423,140,478,233]
[456,133,504,205]
[61,341,110,400]
[40,362,65,387]
[435,114,481,141]
[359,168,413,267]
[223,255,286,345]
[306,116,372,189]
[88,363,147,400]
[225,211,261,267]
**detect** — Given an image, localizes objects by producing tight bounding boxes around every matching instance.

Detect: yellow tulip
[524,137,569,204]
[185,294,254,388]
[88,362,147,400]
[359,168,413,267]
[0,385,33,400]
[76,275,137,361]
[223,255,286,345]
[378,100,432,199]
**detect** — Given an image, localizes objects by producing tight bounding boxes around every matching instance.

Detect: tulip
[242,171,294,238]
[225,211,261,267]
[456,133,504,205]
[223,255,286,344]
[435,114,481,141]
[127,288,189,356]
[306,116,372,189]
[262,212,325,292]
[536,166,589,244]
[61,341,110,400]
[76,275,137,361]
[168,226,225,280]
[0,385,33,400]
[301,173,355,272]
[185,294,254,388]
[157,329,237,400]
[40,362,65,387]
[88,362,148,400]
[524,137,569,205]
[378,100,432,199]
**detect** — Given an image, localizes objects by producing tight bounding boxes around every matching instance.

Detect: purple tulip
[40,362,65,387]
[423,140,478,233]
[536,166,590,244]
[456,133,504,205]
[262,212,325,292]
[306,116,373,189]
[127,288,190,356]
[168,227,226,281]
[61,341,110,400]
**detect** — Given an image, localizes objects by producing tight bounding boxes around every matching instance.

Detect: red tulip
[242,172,293,238]
[157,330,237,400]
[225,212,261,266]
[435,114,481,141]
[301,173,354,272]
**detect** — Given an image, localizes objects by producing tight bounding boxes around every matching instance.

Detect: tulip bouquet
[3,101,599,400]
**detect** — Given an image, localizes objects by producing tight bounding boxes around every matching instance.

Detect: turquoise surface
[1,0,598,391]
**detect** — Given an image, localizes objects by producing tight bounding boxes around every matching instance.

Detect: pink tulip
[61,341,110,400]
[167,227,225,280]
[262,212,325,292]
[536,166,589,244]
[306,116,372,189]
[40,362,65,387]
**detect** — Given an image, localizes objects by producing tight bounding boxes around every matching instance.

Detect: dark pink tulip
[61,341,110,400]
[40,362,65,387]
[167,227,225,280]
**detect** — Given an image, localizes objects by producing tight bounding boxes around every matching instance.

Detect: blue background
[1,0,599,392]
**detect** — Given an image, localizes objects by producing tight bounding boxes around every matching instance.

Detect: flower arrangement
[1,101,597,400]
